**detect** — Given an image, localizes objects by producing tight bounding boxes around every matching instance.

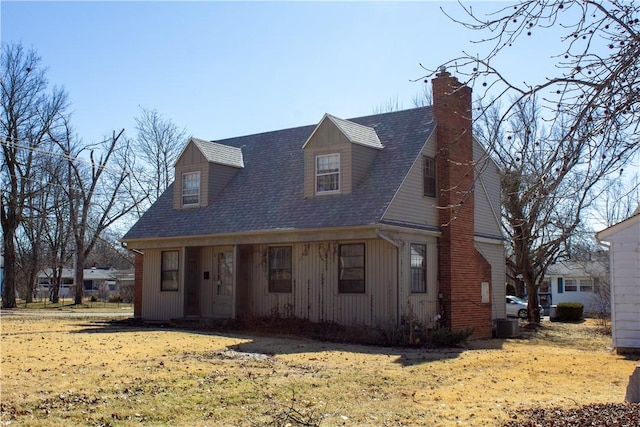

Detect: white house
[542,260,608,314]
[596,207,640,353]
[36,267,119,300]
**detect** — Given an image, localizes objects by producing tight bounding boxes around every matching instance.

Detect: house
[36,267,119,300]
[540,260,608,314]
[596,207,640,352]
[121,70,505,338]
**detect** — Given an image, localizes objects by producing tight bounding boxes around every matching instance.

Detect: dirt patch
[0,314,638,426]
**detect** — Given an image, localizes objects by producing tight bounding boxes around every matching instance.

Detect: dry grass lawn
[1,313,638,426]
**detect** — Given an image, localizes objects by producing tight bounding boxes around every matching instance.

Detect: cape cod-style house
[122,70,505,338]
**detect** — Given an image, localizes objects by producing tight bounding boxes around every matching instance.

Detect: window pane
[339,244,365,293]
[565,279,577,292]
[579,279,593,292]
[182,172,200,205]
[410,244,426,293]
[217,251,233,296]
[316,154,340,193]
[269,247,292,293]
[161,250,179,291]
[423,157,436,197]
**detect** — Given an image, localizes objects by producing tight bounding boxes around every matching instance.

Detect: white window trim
[315,153,340,195]
[182,171,201,207]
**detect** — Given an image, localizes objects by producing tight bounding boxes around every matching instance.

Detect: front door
[212,248,234,318]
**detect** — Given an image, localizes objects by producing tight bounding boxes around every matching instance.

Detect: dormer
[173,137,244,209]
[303,114,383,198]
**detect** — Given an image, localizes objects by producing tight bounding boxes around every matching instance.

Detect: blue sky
[1,1,561,143]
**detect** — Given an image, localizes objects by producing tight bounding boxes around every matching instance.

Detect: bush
[556,302,584,321]
[428,326,475,347]
[90,295,98,302]
[108,294,124,303]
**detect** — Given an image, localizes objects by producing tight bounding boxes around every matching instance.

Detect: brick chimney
[432,68,492,338]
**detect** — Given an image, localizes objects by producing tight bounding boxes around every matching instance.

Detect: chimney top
[437,65,450,78]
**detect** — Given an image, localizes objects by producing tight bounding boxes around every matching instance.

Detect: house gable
[303,114,382,198]
[173,137,244,209]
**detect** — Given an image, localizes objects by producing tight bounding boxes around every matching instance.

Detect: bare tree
[0,42,68,308]
[422,1,640,323]
[592,174,640,227]
[53,125,144,304]
[132,107,186,208]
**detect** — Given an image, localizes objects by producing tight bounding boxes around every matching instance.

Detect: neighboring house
[596,207,640,352]
[541,260,608,314]
[36,267,119,299]
[122,70,505,338]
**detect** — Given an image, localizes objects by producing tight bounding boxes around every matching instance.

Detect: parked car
[506,295,543,319]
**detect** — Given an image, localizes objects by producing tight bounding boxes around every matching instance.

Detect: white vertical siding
[141,248,183,320]
[610,241,640,349]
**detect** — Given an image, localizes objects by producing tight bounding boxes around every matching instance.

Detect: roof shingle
[123,106,435,241]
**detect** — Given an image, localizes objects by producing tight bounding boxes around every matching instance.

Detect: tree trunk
[74,251,84,305]
[1,230,17,308]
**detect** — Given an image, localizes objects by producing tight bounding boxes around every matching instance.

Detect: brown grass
[1,314,638,426]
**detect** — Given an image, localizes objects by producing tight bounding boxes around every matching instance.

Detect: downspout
[377,230,401,326]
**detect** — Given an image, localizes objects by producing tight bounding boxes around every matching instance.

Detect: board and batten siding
[248,236,439,328]
[383,134,438,227]
[247,239,397,327]
[473,140,502,238]
[141,248,184,320]
[396,237,440,325]
[475,240,506,319]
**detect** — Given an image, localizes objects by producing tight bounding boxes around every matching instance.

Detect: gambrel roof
[123,106,436,241]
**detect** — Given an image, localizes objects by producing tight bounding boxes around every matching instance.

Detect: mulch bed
[504,403,640,426]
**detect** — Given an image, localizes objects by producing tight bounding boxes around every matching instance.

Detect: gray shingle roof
[189,137,244,168]
[123,106,436,241]
[326,114,383,149]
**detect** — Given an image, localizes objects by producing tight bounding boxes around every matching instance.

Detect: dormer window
[182,171,201,206]
[316,153,340,194]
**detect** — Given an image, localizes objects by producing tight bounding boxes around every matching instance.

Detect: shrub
[90,295,98,302]
[556,302,584,321]
[108,294,124,303]
[428,326,475,347]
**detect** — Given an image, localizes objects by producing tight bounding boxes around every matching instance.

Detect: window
[182,171,201,206]
[217,251,233,296]
[161,250,179,291]
[540,280,550,293]
[565,278,577,292]
[579,279,593,292]
[269,246,292,293]
[339,243,365,293]
[316,154,340,194]
[423,156,436,197]
[410,244,427,293]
